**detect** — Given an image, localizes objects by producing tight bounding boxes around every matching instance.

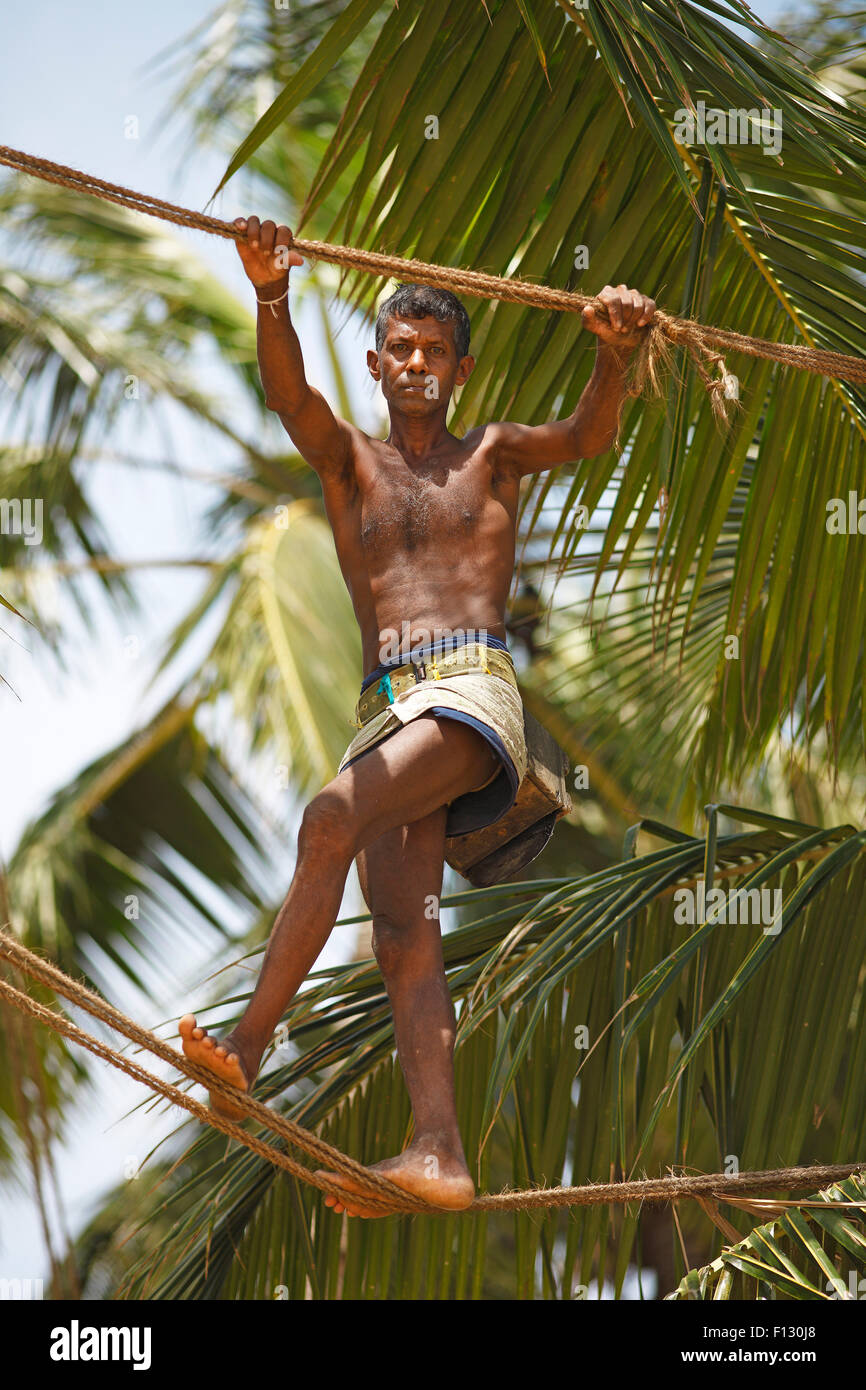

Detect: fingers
[598,285,623,331]
[637,293,656,327]
[594,285,656,335]
[234,216,304,277]
[242,218,284,253]
[249,217,273,250]
[324,1194,353,1215]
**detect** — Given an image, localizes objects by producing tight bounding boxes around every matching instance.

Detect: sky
[0,0,806,1288]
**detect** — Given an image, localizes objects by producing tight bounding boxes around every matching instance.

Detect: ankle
[223,1027,261,1064]
[412,1128,465,1159]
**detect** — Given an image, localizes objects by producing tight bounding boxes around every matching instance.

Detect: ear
[455,354,475,386]
[366,348,381,381]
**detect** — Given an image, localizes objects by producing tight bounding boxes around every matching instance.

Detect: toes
[178,1014,196,1038]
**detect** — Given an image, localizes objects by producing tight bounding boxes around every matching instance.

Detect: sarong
[338,633,527,836]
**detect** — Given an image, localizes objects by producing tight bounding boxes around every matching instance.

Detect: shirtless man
[180,217,655,1217]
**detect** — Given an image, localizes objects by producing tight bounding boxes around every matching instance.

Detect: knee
[371,913,405,975]
[371,912,426,978]
[298,792,356,860]
[372,912,438,979]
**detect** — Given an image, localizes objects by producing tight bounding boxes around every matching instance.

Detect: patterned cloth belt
[354,642,518,729]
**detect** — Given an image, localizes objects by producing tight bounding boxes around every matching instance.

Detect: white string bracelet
[255,285,289,317]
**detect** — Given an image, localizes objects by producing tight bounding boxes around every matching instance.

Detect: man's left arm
[491,285,656,475]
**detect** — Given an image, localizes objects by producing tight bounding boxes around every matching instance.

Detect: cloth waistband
[360,631,509,693]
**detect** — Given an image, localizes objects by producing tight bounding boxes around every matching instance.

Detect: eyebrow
[387,333,449,346]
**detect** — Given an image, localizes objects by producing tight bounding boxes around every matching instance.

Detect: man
[180,218,655,1217]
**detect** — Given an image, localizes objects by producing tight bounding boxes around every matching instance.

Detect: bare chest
[356,452,495,555]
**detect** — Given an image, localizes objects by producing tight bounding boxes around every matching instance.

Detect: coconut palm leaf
[0,173,311,638]
[516,437,866,807]
[0,693,280,1193]
[206,503,361,789]
[0,960,86,1176]
[4,699,273,995]
[149,0,384,158]
[668,1170,866,1299]
[210,0,390,198]
[0,176,263,402]
[159,498,362,792]
[775,1,866,71]
[114,806,866,1299]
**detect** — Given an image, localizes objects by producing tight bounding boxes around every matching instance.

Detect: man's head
[368,283,474,414]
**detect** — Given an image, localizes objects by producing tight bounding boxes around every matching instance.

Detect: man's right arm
[236,217,353,479]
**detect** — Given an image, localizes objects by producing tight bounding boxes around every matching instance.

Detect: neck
[385,405,453,462]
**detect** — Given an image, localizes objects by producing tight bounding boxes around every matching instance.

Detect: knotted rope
[1,932,863,1216]
[2,144,865,425]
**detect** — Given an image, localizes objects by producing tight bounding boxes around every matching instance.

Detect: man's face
[367,315,474,415]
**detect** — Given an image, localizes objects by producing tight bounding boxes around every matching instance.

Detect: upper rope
[2,144,866,425]
[1,931,864,1217]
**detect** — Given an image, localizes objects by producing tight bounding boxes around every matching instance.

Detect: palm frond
[668,1169,866,1299]
[6,698,273,996]
[119,806,866,1299]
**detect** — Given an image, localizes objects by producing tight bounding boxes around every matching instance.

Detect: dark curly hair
[375,283,471,361]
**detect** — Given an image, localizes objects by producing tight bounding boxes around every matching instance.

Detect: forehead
[383,314,456,346]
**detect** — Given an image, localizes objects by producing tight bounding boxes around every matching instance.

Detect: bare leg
[180,713,498,1122]
[318,809,473,1216]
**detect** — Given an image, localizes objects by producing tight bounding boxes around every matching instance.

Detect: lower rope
[0,933,423,1213]
[2,143,866,423]
[0,974,411,1214]
[1,932,863,1216]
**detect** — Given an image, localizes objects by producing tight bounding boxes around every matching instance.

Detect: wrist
[254,275,290,298]
[255,280,290,319]
[595,339,637,373]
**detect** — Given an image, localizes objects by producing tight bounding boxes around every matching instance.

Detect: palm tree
[2,0,866,1298]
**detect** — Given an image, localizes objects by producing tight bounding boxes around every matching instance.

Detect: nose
[406,348,426,373]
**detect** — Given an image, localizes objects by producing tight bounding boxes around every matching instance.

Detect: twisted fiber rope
[3,144,866,417]
[474,1165,866,1212]
[0,933,424,1214]
[0,975,407,1215]
[1,935,864,1215]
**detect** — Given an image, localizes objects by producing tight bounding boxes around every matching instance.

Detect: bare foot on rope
[315,1138,475,1218]
[178,1015,254,1121]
